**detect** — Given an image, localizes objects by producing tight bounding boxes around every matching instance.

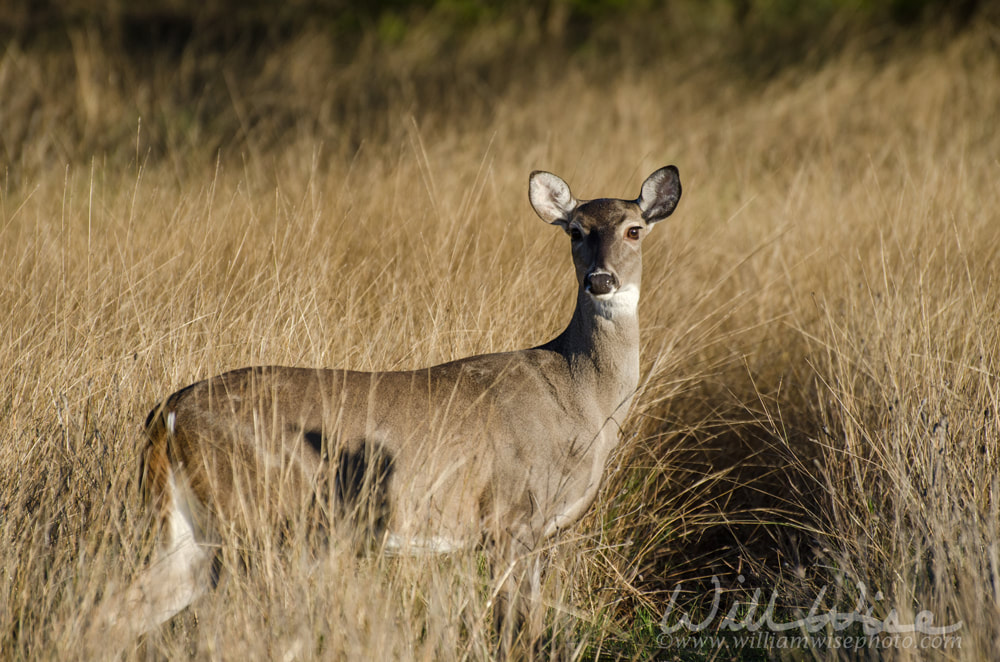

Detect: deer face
[528,167,681,308]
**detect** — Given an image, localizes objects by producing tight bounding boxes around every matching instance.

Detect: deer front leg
[491,532,548,658]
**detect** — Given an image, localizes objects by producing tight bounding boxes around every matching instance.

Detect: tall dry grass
[1,10,998,660]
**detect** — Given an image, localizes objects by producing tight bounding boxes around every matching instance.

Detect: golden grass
[2,14,999,660]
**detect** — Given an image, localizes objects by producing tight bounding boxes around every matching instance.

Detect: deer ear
[637,166,681,224]
[529,171,578,226]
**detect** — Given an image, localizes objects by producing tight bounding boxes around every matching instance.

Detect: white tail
[94,165,682,652]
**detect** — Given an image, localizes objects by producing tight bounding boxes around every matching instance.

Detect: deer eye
[569,227,583,241]
[626,226,641,240]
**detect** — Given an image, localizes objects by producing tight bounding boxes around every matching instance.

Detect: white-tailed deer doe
[97,165,681,652]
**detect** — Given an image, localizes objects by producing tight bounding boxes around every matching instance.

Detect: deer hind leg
[97,467,216,644]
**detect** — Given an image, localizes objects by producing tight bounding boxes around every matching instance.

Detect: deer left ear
[637,165,681,224]
[529,171,578,227]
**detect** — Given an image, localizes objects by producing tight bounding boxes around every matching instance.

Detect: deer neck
[546,285,641,414]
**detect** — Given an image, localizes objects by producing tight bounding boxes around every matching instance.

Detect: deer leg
[492,534,548,658]
[96,470,215,645]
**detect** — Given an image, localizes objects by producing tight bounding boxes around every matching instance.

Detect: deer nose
[585,271,618,296]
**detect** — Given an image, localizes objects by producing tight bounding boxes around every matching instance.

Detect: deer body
[98,166,681,648]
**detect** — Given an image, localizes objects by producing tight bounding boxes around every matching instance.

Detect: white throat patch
[590,284,639,319]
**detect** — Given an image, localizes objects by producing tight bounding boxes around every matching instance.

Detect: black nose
[585,272,618,296]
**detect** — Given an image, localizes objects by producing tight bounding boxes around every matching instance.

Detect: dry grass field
[1,6,998,660]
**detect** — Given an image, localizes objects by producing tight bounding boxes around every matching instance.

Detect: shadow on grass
[595,366,842,658]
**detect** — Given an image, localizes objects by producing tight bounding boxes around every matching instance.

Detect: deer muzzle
[585,271,618,296]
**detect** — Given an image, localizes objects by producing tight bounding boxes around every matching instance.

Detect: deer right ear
[529,171,578,226]
[637,165,681,225]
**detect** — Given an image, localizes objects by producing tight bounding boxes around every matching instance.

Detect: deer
[94,165,682,654]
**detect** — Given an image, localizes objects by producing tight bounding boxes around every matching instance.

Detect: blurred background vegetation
[1,0,987,42]
[0,0,993,180]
